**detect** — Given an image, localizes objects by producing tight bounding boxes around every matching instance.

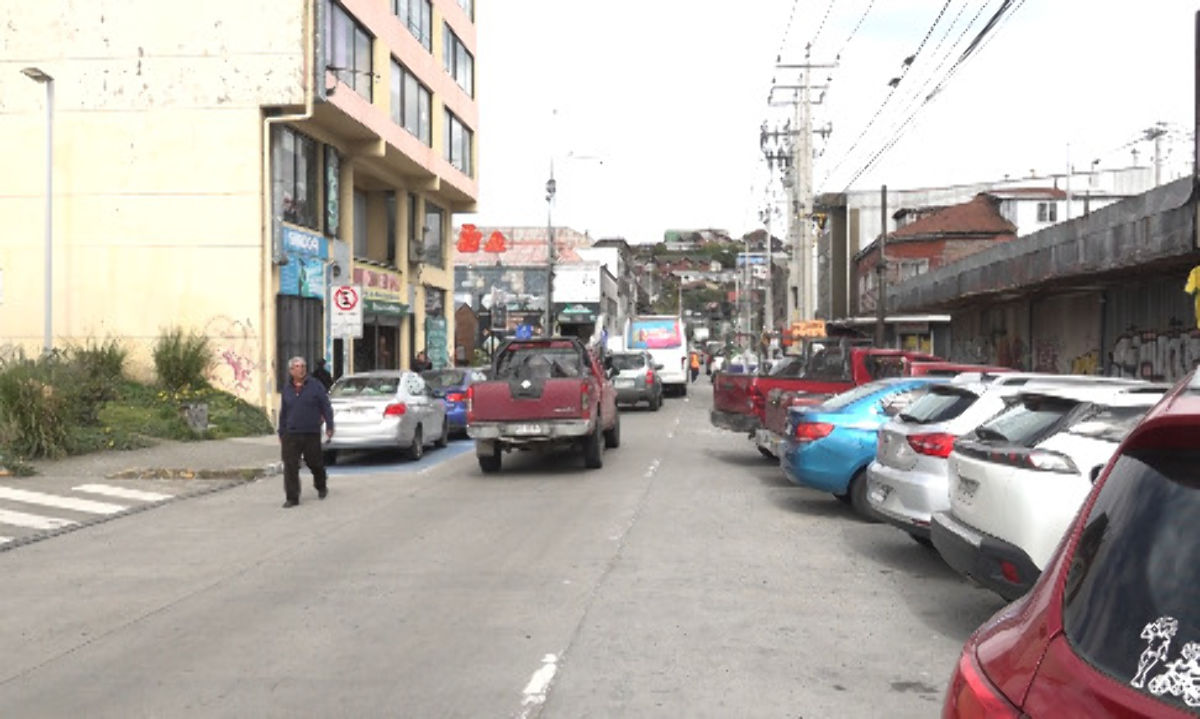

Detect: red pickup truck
[711,342,941,453]
[466,337,619,473]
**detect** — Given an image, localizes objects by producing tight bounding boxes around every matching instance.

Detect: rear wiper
[973,427,1009,442]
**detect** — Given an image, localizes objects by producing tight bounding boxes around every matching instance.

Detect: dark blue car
[422,367,490,435]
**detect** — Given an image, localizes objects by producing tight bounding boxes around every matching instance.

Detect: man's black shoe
[318,488,328,500]
[282,500,299,508]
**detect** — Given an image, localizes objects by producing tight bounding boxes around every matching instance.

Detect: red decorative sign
[456,224,482,253]
[484,230,507,253]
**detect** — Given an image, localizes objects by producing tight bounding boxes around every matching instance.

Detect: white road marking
[643,459,661,479]
[518,653,560,718]
[0,509,78,531]
[71,484,173,502]
[0,537,12,544]
[0,487,128,515]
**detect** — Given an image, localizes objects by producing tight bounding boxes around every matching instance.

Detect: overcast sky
[461,0,1197,244]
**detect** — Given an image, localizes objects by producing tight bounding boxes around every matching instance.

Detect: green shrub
[63,338,128,425]
[153,328,214,392]
[0,355,70,458]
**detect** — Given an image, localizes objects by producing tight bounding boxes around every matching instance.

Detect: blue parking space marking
[325,440,474,476]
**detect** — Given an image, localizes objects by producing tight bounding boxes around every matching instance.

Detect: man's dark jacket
[279,376,334,436]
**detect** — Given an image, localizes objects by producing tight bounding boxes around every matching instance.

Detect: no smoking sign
[331,284,363,339]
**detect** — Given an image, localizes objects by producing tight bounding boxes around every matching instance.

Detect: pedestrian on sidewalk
[278,356,335,508]
[412,349,433,372]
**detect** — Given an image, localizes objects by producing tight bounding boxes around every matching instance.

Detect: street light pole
[544,162,557,336]
[22,67,54,354]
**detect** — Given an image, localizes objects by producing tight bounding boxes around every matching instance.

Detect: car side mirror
[654,363,664,370]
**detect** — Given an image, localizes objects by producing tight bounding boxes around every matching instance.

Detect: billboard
[627,318,683,349]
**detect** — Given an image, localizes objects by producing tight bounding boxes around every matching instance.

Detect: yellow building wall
[0,0,306,412]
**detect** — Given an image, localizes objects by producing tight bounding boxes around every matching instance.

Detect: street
[0,382,1003,718]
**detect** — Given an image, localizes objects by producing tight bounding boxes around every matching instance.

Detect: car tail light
[907,433,957,458]
[646,369,654,383]
[943,650,1020,718]
[446,392,466,403]
[999,560,1021,584]
[581,383,591,412]
[793,422,834,442]
[750,384,766,415]
[985,448,1077,474]
[466,386,475,423]
[384,402,407,416]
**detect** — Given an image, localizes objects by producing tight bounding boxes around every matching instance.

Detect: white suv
[931,383,1166,600]
[867,374,1149,545]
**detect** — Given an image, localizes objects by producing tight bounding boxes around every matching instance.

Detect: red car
[943,369,1200,717]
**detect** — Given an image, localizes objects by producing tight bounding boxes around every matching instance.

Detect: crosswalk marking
[0,509,77,531]
[72,484,173,503]
[0,487,128,515]
[0,537,12,544]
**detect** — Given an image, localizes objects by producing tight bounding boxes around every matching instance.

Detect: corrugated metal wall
[948,299,1032,369]
[1104,273,1200,382]
[1031,293,1101,374]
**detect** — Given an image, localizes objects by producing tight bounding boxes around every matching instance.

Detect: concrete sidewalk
[25,435,283,480]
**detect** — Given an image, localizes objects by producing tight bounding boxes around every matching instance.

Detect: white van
[624,315,688,396]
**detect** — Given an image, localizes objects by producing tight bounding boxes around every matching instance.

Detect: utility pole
[544,162,556,335]
[875,184,887,347]
[772,56,835,324]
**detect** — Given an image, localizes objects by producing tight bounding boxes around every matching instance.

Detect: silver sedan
[322,371,448,464]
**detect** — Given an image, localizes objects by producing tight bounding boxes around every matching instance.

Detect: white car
[867,373,1151,544]
[931,382,1166,600]
[323,370,449,464]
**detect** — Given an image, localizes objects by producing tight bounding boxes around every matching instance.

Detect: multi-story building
[0,0,477,413]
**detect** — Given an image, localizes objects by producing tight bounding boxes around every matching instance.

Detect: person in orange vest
[689,350,701,383]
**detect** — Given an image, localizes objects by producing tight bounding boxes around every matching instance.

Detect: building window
[424,202,445,268]
[1037,201,1058,223]
[271,126,319,230]
[390,59,431,145]
[444,110,473,176]
[385,191,397,264]
[442,24,474,96]
[455,0,473,20]
[897,259,928,282]
[326,1,373,100]
[393,0,432,51]
[407,193,421,263]
[353,189,368,257]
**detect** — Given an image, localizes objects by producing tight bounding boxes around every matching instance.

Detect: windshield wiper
[973,427,1009,443]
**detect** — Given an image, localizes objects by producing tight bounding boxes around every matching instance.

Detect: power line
[807,0,840,54]
[840,0,1027,189]
[819,0,957,183]
[833,0,878,61]
[774,0,803,62]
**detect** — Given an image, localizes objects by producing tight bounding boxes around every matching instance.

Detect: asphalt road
[0,381,1004,718]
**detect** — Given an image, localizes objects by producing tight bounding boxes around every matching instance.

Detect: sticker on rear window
[1131,616,1200,708]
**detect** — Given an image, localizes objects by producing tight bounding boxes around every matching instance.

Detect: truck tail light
[794,422,834,442]
[581,383,591,412]
[750,384,766,416]
[384,402,407,416]
[907,433,957,458]
[446,392,466,403]
[466,386,475,423]
[943,650,1020,718]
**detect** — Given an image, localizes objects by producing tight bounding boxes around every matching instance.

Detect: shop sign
[791,320,827,339]
[280,227,328,299]
[554,302,599,323]
[353,265,406,317]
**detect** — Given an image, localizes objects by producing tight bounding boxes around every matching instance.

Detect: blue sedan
[422,367,489,435]
[780,377,946,519]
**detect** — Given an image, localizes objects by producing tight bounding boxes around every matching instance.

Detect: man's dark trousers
[281,433,327,502]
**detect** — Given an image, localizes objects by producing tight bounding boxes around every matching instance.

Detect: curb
[106,462,284,480]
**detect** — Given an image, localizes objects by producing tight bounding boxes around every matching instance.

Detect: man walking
[278,356,335,508]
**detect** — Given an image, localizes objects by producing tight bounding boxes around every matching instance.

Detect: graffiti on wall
[205,316,260,395]
[1109,327,1200,384]
[951,332,1028,370]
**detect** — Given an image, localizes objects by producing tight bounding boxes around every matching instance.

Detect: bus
[624,315,688,396]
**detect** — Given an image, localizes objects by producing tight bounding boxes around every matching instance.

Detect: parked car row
[743,364,1200,716]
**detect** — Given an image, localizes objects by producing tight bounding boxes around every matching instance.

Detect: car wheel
[478,444,501,473]
[603,413,621,449]
[322,450,338,466]
[434,417,449,448]
[651,393,662,411]
[848,469,880,522]
[583,426,603,469]
[757,446,776,461]
[408,426,424,461]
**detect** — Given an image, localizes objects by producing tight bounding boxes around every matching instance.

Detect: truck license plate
[511,423,543,436]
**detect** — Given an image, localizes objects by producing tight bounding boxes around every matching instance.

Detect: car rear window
[1063,405,1149,443]
[821,381,893,411]
[1061,449,1200,714]
[495,348,583,379]
[422,369,466,390]
[969,395,1077,446]
[331,376,399,397]
[897,386,979,424]
[610,354,645,371]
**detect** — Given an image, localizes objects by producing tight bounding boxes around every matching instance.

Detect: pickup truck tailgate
[471,378,586,422]
[713,373,756,416]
